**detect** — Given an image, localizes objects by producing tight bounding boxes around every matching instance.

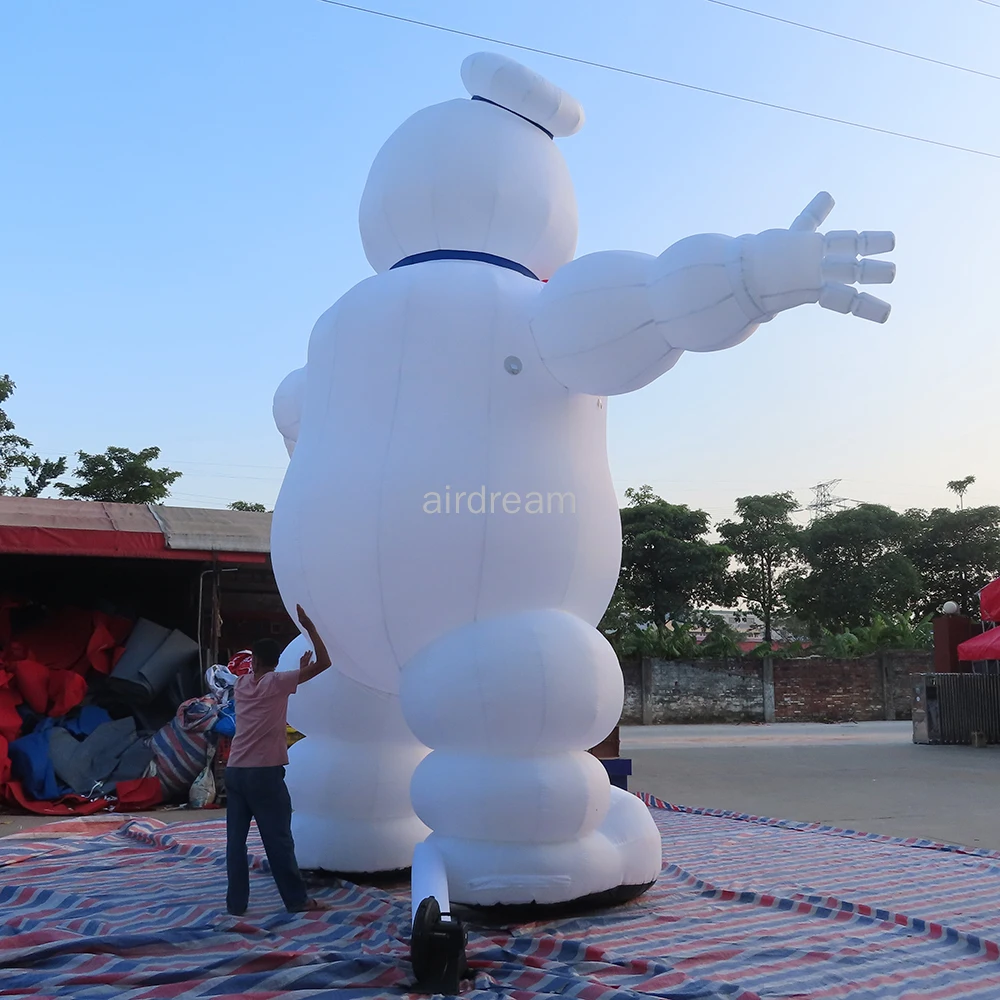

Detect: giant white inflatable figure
[271,52,895,907]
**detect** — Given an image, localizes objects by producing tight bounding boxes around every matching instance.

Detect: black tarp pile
[98,618,202,729]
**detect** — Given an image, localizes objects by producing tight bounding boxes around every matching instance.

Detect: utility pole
[806,479,851,522]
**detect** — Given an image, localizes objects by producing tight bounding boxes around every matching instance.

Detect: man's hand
[739,191,896,324]
[295,604,332,683]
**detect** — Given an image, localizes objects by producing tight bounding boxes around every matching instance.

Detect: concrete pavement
[2,722,997,852]
[623,721,1000,851]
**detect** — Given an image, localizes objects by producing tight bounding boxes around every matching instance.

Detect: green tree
[57,446,181,504]
[19,455,70,498]
[946,475,976,510]
[785,504,921,634]
[598,585,645,655]
[623,484,659,506]
[904,505,1000,616]
[0,375,67,497]
[718,492,800,643]
[602,485,732,637]
[228,501,269,513]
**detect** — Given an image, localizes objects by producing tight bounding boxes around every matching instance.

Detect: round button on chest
[504,356,523,375]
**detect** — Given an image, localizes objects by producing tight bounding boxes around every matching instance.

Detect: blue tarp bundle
[8,706,151,800]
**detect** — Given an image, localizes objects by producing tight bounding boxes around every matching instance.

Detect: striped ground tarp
[1,797,999,999]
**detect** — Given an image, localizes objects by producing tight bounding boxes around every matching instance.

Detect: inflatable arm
[272,367,307,457]
[529,192,895,396]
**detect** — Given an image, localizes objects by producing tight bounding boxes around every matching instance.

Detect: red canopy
[980,578,1000,623]
[957,627,1000,661]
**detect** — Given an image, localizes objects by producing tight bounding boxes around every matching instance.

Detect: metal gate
[913,673,1000,744]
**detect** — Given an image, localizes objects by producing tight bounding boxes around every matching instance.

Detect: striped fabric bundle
[148,697,218,798]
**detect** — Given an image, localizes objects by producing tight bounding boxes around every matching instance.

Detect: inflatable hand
[739,191,896,323]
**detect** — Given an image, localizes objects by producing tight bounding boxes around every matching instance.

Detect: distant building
[695,609,805,645]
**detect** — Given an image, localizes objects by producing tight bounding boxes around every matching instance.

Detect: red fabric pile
[0,596,152,814]
[3,776,164,816]
[226,650,253,676]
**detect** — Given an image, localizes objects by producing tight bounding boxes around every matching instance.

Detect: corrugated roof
[149,505,271,553]
[0,497,161,533]
[0,497,271,560]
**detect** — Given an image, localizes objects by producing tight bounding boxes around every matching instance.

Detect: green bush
[815,613,932,658]
[605,610,932,661]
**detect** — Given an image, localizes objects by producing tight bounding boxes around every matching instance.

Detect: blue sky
[2,0,998,521]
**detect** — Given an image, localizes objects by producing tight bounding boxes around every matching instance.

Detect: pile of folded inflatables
[0,595,210,815]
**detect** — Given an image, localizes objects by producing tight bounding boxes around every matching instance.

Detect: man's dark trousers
[225,765,309,913]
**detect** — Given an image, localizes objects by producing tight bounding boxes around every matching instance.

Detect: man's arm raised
[295,604,332,684]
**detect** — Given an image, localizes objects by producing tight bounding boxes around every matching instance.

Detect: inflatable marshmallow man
[270,52,895,905]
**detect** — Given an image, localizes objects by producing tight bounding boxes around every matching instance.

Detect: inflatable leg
[277,635,430,876]
[400,610,661,907]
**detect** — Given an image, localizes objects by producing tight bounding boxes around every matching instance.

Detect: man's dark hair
[252,638,282,670]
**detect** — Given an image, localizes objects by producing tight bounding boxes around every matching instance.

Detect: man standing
[225,605,331,915]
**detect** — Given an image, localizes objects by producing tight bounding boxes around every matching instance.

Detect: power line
[170,470,283,482]
[161,459,287,472]
[975,0,1000,8]
[172,494,246,505]
[315,1,1000,161]
[702,0,1000,82]
[35,452,286,474]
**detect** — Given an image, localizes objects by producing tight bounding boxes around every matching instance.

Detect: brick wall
[772,653,932,722]
[885,652,933,721]
[646,659,764,723]
[620,658,642,724]
[620,651,933,724]
[622,657,764,724]
[773,657,884,722]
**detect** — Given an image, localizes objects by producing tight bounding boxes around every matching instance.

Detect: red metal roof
[0,497,268,563]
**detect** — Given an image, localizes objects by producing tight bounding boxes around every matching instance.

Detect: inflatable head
[358,52,585,281]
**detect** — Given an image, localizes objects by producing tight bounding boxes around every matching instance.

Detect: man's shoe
[288,897,329,914]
